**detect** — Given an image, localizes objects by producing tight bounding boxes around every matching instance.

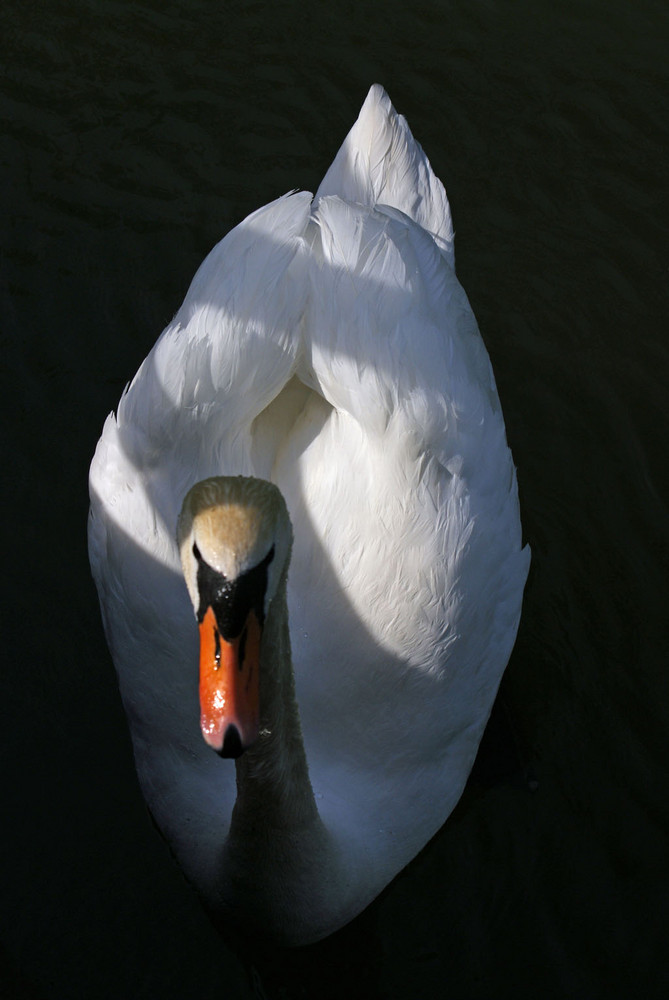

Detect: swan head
[177,476,293,758]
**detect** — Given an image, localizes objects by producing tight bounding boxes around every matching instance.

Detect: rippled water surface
[2,1,669,997]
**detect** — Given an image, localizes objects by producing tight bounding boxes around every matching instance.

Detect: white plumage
[89,84,530,944]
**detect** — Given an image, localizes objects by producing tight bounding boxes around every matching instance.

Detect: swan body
[89,85,530,945]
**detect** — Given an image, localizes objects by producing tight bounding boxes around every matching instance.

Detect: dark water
[2,1,669,997]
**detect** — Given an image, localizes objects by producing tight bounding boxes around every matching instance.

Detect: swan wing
[274,192,529,875]
[88,191,313,885]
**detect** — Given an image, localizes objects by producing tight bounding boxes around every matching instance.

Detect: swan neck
[230,572,319,833]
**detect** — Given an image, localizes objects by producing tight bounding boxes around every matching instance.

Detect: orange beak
[198,605,261,756]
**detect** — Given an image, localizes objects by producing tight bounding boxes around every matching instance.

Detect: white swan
[88,84,530,946]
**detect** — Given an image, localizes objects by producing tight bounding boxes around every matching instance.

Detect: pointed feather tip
[362,83,393,112]
[357,83,396,130]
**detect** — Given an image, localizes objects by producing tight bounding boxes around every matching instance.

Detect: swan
[88,84,530,946]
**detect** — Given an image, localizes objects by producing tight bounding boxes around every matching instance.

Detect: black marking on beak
[220,724,244,759]
[193,544,275,638]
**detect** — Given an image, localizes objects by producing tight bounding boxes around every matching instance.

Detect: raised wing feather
[315,84,455,266]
